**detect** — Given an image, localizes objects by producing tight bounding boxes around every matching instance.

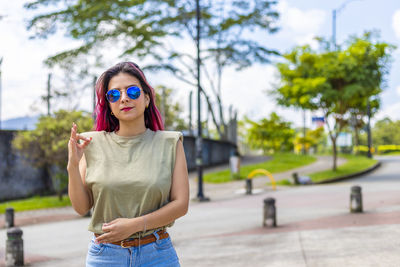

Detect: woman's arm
[67,123,93,216]
[68,155,94,216]
[96,139,189,243]
[67,155,94,216]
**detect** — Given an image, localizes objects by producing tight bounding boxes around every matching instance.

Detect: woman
[67,62,189,266]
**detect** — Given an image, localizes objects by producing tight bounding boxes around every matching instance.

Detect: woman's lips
[121,107,133,112]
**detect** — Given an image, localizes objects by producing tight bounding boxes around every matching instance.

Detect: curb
[314,161,381,184]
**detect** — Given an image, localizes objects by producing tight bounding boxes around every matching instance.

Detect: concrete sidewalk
[1,155,399,267]
[178,155,399,266]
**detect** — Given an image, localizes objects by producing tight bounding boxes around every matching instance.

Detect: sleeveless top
[80,128,183,238]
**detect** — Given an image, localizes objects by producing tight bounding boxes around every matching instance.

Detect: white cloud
[392,10,400,39]
[377,86,400,122]
[294,34,320,50]
[284,8,326,35]
[276,0,289,18]
[220,65,277,119]
[278,0,327,42]
[274,0,327,50]
[375,102,400,122]
[214,64,307,127]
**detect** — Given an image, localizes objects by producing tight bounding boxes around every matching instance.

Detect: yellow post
[248,169,276,191]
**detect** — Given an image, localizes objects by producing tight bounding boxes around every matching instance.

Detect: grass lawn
[378,151,400,156]
[203,153,316,183]
[269,179,294,186]
[309,154,377,183]
[0,195,71,214]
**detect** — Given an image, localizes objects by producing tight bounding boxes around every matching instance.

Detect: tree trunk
[354,127,360,148]
[331,136,337,171]
[218,99,227,139]
[200,87,223,138]
[42,164,54,195]
[216,65,227,140]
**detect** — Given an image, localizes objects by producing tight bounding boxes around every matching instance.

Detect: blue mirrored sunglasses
[106,86,141,103]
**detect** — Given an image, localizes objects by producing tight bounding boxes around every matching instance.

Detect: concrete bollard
[245,178,252,195]
[6,227,24,266]
[229,149,241,180]
[5,208,14,228]
[263,197,277,227]
[350,186,363,213]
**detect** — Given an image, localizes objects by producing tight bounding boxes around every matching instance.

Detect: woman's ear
[145,94,150,107]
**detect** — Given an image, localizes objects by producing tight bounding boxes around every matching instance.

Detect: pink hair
[94,62,164,132]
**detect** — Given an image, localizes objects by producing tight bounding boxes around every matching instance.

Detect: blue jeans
[86,231,180,267]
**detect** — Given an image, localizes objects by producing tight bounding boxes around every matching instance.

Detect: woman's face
[107,72,150,124]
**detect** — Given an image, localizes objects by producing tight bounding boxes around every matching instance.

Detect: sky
[0,0,399,129]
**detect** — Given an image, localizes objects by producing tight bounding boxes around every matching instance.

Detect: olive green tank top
[80,128,183,238]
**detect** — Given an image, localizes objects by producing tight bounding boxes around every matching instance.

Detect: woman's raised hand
[67,122,92,169]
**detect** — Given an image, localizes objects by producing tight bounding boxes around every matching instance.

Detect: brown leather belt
[95,229,169,248]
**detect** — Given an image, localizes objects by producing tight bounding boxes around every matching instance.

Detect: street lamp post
[367,101,372,158]
[332,0,362,50]
[332,8,337,50]
[195,0,209,202]
[302,109,306,155]
[189,91,193,136]
[0,57,2,130]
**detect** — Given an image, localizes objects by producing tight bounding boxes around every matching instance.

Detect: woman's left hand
[95,218,139,244]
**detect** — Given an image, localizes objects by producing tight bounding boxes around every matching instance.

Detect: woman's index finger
[71,123,78,140]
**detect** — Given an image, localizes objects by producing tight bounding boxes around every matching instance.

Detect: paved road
[0,156,399,266]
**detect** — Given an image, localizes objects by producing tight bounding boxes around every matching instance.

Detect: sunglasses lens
[106,89,120,103]
[127,86,141,100]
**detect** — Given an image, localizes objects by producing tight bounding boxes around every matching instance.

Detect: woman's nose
[120,90,130,102]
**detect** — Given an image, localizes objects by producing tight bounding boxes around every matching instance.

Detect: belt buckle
[121,240,130,248]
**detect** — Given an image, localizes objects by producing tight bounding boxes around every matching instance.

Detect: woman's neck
[116,120,147,137]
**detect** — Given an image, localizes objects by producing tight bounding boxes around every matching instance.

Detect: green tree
[294,127,325,154]
[272,32,394,170]
[154,86,187,131]
[13,110,93,200]
[25,0,280,139]
[245,112,295,154]
[372,117,400,146]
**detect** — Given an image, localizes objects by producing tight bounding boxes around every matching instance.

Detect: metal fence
[182,135,236,171]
